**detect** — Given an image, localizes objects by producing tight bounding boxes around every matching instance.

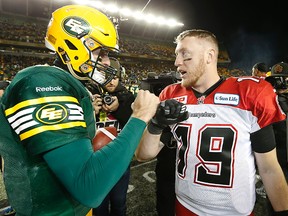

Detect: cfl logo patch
[63,17,90,37]
[36,104,68,124]
[174,96,187,104]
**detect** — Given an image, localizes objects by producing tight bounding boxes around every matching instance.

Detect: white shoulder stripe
[69,109,83,115]
[11,114,34,129]
[69,116,84,121]
[66,103,83,112]
[15,120,39,134]
[7,107,36,123]
[66,103,84,120]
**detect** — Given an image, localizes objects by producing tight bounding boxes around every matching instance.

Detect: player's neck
[192,76,225,98]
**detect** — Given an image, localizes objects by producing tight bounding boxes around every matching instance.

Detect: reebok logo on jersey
[36,86,63,92]
[214,93,239,106]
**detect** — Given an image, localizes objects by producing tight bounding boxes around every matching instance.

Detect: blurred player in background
[265,62,288,215]
[251,62,269,78]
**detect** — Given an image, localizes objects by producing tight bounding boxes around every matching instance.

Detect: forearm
[255,149,288,211]
[135,128,163,162]
[261,166,288,211]
[44,117,146,208]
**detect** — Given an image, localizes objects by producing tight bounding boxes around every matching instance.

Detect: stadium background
[0,0,278,215]
[0,0,248,85]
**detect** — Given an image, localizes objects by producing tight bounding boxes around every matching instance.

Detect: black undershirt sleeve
[251,124,278,153]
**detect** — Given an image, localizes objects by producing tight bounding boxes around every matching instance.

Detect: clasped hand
[148,99,189,134]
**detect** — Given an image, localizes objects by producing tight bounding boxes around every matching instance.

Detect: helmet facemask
[65,36,119,87]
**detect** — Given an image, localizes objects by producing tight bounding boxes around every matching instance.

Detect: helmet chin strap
[60,48,113,86]
[58,47,89,81]
[67,62,90,81]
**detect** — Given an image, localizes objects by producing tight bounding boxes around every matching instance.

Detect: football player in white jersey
[135,29,288,216]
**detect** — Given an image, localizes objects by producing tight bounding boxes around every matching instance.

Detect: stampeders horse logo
[63,16,90,37]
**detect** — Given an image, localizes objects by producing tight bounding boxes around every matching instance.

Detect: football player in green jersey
[0,5,159,216]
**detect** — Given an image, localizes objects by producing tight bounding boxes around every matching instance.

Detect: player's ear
[206,48,215,64]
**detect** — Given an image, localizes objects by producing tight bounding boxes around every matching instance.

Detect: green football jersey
[0,65,94,216]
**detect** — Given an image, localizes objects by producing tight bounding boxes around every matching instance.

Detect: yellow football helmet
[45,4,119,85]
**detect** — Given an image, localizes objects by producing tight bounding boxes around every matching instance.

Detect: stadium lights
[71,0,184,27]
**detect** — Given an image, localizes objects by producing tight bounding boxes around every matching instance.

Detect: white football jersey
[159,76,285,215]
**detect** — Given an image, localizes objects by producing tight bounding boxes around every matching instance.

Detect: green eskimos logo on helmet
[63,16,90,37]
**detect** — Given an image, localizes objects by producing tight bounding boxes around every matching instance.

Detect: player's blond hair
[174,29,219,56]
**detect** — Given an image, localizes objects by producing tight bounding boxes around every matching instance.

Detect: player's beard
[181,57,206,88]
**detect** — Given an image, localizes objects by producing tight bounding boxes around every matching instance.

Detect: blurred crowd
[0,13,245,86]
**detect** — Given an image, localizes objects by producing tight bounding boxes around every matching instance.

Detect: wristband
[273,210,288,216]
[147,120,166,135]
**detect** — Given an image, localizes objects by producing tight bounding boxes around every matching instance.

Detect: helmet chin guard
[88,61,118,86]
